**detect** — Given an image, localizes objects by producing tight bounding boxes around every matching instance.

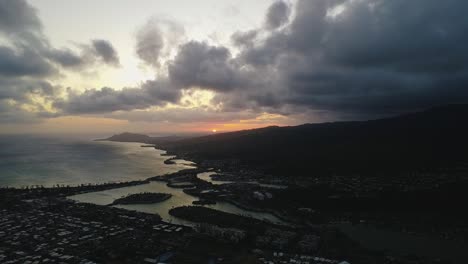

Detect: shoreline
[0,141,198,191]
[0,140,294,227]
[2,139,466,263]
[0,140,298,229]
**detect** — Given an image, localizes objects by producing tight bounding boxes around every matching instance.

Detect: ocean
[0,134,288,225]
[0,135,193,188]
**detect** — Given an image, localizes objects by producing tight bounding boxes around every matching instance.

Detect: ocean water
[1,135,287,226]
[0,135,193,188]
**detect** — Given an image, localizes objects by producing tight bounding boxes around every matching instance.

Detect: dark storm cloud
[321,0,468,73]
[91,39,120,67]
[294,0,468,115]
[46,0,468,120]
[0,0,56,78]
[168,41,244,92]
[55,79,181,114]
[0,0,41,35]
[237,32,288,67]
[211,0,468,118]
[264,1,290,30]
[6,0,468,122]
[0,45,56,77]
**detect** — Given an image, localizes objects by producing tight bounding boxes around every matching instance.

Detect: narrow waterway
[196,171,287,189]
[69,177,287,226]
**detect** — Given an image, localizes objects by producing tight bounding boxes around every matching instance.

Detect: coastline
[0,139,295,228]
[3,139,466,263]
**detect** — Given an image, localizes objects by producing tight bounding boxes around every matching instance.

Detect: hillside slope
[161,105,468,176]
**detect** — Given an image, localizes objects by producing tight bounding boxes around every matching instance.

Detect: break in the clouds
[2,0,468,129]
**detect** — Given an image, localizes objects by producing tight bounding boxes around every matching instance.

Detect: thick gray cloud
[45,40,121,69]
[213,0,468,118]
[91,39,120,67]
[0,45,56,77]
[0,0,56,78]
[289,0,468,115]
[55,41,246,115]
[136,22,164,68]
[231,30,258,47]
[264,1,290,30]
[321,0,468,73]
[0,78,58,103]
[0,0,121,71]
[168,41,244,92]
[56,40,244,115]
[0,0,59,122]
[0,0,120,72]
[55,79,180,114]
[135,19,185,68]
[45,48,85,68]
[0,77,60,123]
[5,0,468,124]
[0,0,122,123]
[35,0,468,121]
[0,0,41,35]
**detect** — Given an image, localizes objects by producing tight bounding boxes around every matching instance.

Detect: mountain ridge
[159,104,468,176]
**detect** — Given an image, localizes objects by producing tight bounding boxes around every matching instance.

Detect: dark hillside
[161,105,468,176]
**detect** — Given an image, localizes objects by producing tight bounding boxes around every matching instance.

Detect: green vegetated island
[169,206,266,230]
[110,192,172,206]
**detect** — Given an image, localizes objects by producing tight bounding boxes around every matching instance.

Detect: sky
[1,0,468,135]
